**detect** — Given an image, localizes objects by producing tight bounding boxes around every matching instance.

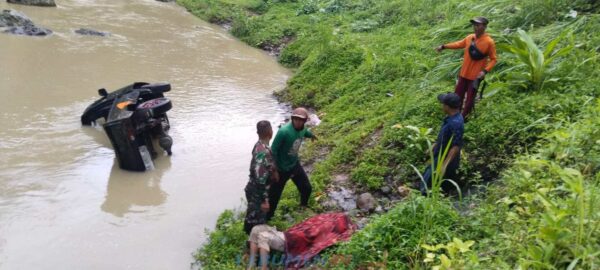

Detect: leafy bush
[498,28,573,91]
[331,195,460,269]
[193,210,247,270]
[460,100,600,268]
[296,0,318,15]
[421,238,479,270]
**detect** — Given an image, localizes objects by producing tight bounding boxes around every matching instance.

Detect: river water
[0,1,290,269]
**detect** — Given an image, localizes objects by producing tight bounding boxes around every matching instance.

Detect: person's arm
[443,122,464,168]
[305,128,317,141]
[248,241,258,270]
[438,36,468,51]
[259,247,269,270]
[475,39,497,79]
[271,129,285,171]
[265,148,279,183]
[260,199,270,213]
[254,151,270,185]
[251,149,273,206]
[485,40,497,72]
[443,146,460,170]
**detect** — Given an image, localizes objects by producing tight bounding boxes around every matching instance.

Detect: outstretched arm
[305,128,317,141]
[444,36,468,49]
[436,36,468,52]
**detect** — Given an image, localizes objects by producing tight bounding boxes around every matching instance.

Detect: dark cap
[437,92,461,109]
[470,16,489,25]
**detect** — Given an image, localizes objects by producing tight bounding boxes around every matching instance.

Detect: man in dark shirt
[420,93,464,195]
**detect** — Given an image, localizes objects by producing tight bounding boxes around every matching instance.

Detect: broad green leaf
[440,254,452,268]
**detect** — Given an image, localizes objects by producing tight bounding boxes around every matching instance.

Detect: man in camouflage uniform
[244,120,279,234]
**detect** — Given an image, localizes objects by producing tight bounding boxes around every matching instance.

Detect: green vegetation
[178,0,600,268]
[192,210,247,269]
[498,28,574,91]
[331,100,600,269]
[329,194,461,269]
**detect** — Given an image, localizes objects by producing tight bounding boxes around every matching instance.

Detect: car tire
[137,98,172,116]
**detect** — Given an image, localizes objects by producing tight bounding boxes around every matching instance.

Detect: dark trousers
[266,162,312,220]
[455,76,476,119]
[420,158,459,196]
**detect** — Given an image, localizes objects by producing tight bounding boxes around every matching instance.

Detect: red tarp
[284,212,356,269]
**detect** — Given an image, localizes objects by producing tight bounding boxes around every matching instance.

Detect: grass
[176,0,600,268]
[457,99,600,269]
[328,194,461,269]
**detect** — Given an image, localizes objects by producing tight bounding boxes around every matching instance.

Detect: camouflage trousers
[244,187,267,234]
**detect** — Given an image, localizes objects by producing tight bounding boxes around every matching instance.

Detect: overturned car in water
[81,82,173,171]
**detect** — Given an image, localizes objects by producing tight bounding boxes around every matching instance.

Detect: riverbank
[178,0,600,268]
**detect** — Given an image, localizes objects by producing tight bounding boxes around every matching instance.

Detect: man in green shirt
[267,107,317,220]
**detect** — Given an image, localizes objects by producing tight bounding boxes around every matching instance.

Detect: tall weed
[498,29,573,91]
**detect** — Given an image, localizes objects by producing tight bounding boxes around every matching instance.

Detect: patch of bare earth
[260,35,295,57]
[319,128,412,230]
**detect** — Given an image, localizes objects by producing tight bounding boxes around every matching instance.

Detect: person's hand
[435,45,444,52]
[477,71,486,79]
[271,170,279,183]
[311,135,318,141]
[260,201,270,213]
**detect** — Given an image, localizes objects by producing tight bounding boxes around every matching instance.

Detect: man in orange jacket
[435,17,497,120]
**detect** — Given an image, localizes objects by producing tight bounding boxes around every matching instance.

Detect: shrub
[498,28,574,91]
[331,195,460,269]
[192,210,247,270]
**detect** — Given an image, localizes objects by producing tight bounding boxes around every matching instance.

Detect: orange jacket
[444,33,497,80]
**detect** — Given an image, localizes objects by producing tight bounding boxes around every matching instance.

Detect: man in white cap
[267,107,317,220]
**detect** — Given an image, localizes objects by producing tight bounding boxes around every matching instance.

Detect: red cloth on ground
[284,212,356,269]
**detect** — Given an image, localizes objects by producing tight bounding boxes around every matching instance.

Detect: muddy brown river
[0,1,290,269]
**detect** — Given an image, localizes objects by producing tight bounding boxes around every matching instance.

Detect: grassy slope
[331,100,600,269]
[178,0,600,268]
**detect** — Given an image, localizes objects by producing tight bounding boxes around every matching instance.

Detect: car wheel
[137,98,172,116]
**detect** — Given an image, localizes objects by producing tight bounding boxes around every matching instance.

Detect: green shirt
[271,122,314,172]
